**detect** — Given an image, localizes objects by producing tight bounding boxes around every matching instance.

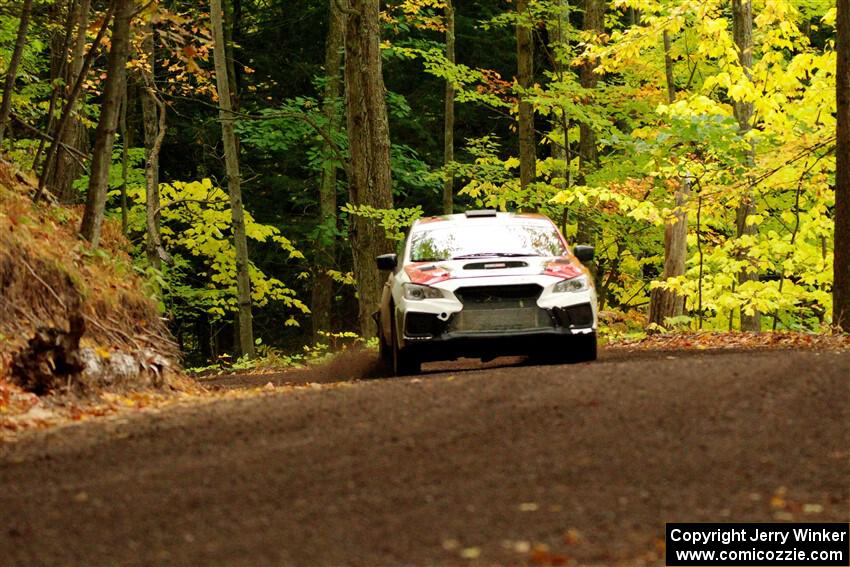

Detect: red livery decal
[543,259,582,280]
[405,263,451,285]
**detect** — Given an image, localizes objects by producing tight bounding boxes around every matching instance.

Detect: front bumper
[404,302,594,336]
[399,301,595,361]
[394,275,597,353]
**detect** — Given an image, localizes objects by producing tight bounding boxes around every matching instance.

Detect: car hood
[403,256,585,286]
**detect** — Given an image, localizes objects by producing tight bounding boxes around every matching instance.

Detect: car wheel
[569,331,598,363]
[530,332,597,365]
[375,313,393,358]
[391,312,421,376]
[378,331,393,376]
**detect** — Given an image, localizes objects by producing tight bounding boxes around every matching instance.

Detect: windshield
[408,221,567,262]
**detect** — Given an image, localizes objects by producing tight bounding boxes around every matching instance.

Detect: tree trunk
[53,0,91,203]
[37,0,112,203]
[211,0,255,358]
[311,0,345,341]
[33,0,78,172]
[663,30,676,104]
[442,0,455,214]
[578,0,604,175]
[343,0,395,338]
[516,0,536,190]
[576,0,605,257]
[835,0,850,330]
[649,180,690,327]
[549,0,571,189]
[0,0,34,145]
[143,89,167,272]
[224,0,240,109]
[648,29,689,328]
[119,87,129,234]
[68,0,91,108]
[140,15,167,272]
[80,0,132,246]
[732,0,760,332]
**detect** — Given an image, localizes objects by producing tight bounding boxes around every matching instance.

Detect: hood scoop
[463,260,529,270]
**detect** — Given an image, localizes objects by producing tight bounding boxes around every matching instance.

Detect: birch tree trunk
[311,0,345,341]
[80,0,132,247]
[0,0,34,145]
[343,0,395,338]
[211,0,255,358]
[516,0,536,190]
[834,0,850,330]
[442,0,455,214]
[732,0,761,332]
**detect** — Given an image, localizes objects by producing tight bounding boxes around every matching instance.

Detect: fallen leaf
[530,544,566,565]
[563,528,582,545]
[513,540,531,553]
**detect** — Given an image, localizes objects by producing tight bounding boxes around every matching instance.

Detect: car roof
[411,211,554,231]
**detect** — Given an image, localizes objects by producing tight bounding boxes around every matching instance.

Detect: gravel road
[1,349,848,566]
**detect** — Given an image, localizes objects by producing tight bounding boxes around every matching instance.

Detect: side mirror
[376,253,398,271]
[573,245,595,263]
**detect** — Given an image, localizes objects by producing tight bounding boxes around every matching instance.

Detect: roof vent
[464,209,498,218]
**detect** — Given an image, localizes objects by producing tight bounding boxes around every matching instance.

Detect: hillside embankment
[0,156,191,431]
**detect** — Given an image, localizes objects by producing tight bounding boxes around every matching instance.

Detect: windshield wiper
[451,252,542,260]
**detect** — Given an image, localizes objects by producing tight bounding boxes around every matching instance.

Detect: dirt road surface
[1,349,848,566]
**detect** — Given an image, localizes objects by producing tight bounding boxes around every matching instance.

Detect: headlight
[403,283,446,300]
[553,275,590,293]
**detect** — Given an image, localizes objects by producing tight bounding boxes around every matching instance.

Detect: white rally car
[375,210,598,375]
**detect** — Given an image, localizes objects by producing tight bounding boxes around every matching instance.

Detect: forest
[1,0,849,366]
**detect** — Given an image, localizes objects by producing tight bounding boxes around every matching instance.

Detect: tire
[391,312,421,376]
[569,331,598,363]
[530,331,597,365]
[378,316,393,369]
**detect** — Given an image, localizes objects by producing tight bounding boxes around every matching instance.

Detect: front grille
[451,284,553,333]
